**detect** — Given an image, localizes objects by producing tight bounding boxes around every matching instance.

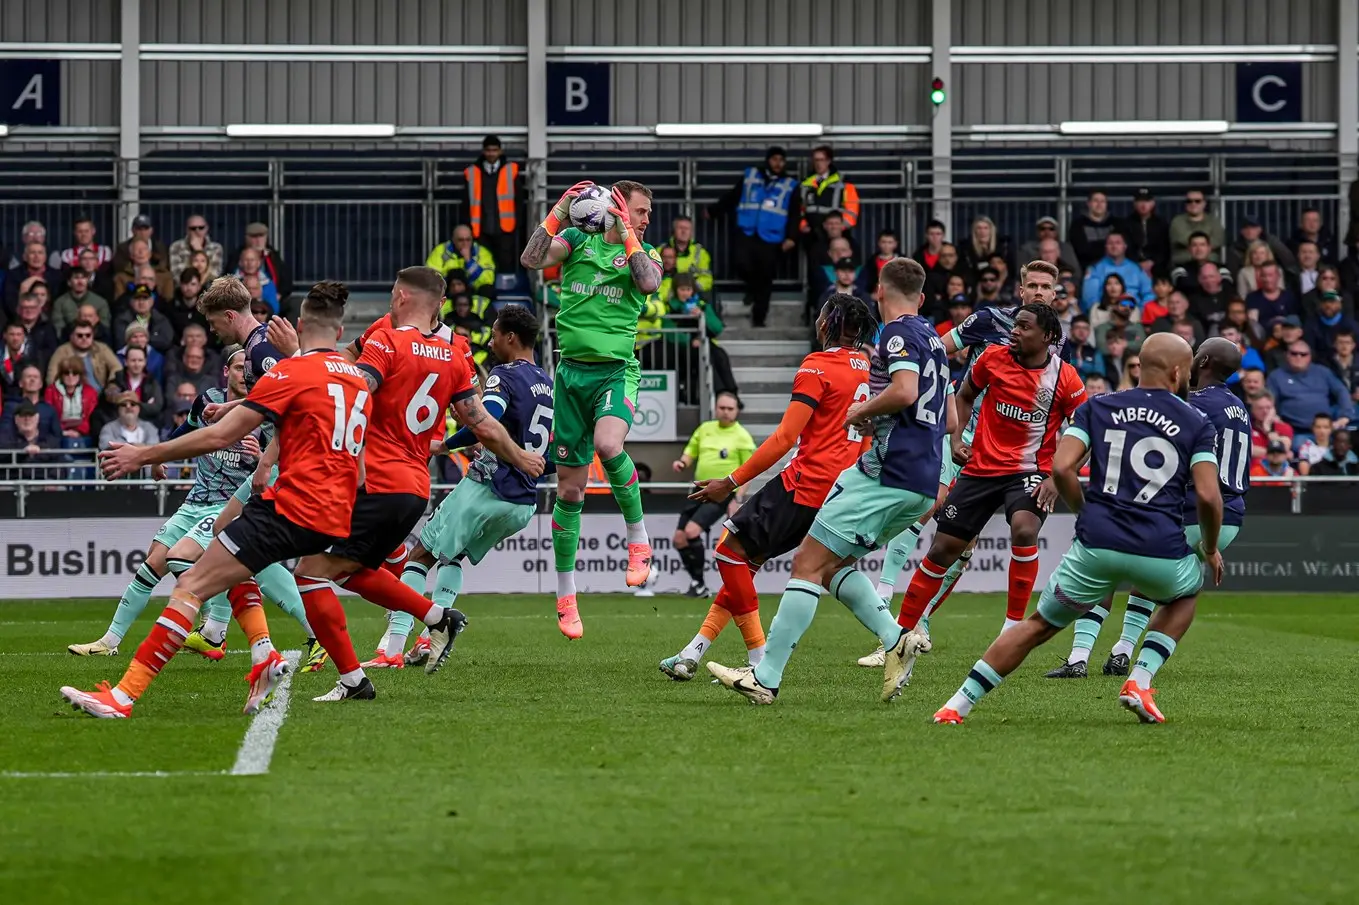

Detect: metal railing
[1,150,1344,292]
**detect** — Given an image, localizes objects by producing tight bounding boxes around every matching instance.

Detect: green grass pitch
[2,592,1357,905]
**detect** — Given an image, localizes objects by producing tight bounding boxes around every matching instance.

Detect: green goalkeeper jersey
[555,227,662,362]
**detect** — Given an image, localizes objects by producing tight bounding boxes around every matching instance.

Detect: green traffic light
[930,88,946,105]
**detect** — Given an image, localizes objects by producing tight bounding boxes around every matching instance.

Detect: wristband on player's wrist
[623,229,644,258]
[542,210,564,236]
[726,474,741,490]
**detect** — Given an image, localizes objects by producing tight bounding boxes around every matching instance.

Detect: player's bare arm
[203,396,246,422]
[252,435,279,493]
[845,367,920,431]
[952,374,979,462]
[610,186,663,295]
[521,180,593,270]
[100,405,266,479]
[453,394,546,478]
[1191,459,1225,583]
[1050,433,1091,514]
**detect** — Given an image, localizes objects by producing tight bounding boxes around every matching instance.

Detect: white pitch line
[1,770,225,779]
[230,649,300,776]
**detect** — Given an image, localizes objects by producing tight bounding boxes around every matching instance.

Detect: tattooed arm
[628,251,663,294]
[520,226,571,270]
[453,394,546,477]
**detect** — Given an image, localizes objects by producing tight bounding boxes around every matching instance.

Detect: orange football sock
[118,589,200,700]
[700,601,732,641]
[229,580,271,646]
[733,610,765,651]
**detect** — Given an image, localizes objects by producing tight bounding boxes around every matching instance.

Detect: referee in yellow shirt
[671,392,755,596]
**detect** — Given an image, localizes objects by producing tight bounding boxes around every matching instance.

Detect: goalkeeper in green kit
[521,180,663,638]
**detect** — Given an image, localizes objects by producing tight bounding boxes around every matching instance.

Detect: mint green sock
[390,562,430,638]
[601,450,645,526]
[1132,631,1177,686]
[1071,605,1109,655]
[944,658,1005,717]
[876,525,922,591]
[1116,596,1155,654]
[752,579,822,690]
[830,566,903,649]
[433,560,464,607]
[256,562,313,637]
[919,548,969,636]
[552,498,584,572]
[107,561,163,642]
[202,593,231,629]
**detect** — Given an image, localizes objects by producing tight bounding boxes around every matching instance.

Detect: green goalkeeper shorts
[551,357,640,467]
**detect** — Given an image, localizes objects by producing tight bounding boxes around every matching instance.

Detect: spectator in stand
[973,265,1004,308]
[0,402,58,479]
[1116,351,1142,391]
[1051,282,1075,336]
[1308,429,1358,476]
[165,323,218,383]
[113,215,168,273]
[1234,239,1275,296]
[1140,273,1174,325]
[1217,324,1267,375]
[799,144,860,241]
[666,216,713,298]
[1069,190,1115,269]
[1259,316,1301,371]
[51,267,110,338]
[248,297,272,325]
[233,247,281,315]
[46,319,119,388]
[923,243,962,318]
[44,358,99,445]
[1082,232,1152,309]
[1063,316,1101,378]
[1034,233,1082,290]
[708,146,799,330]
[73,302,113,348]
[1087,273,1128,332]
[655,246,679,304]
[168,380,199,414]
[1084,373,1110,397]
[6,221,46,269]
[1058,268,1080,309]
[943,294,974,379]
[818,258,868,311]
[1170,189,1225,265]
[119,323,165,384]
[97,393,158,454]
[1020,216,1082,282]
[1147,291,1204,345]
[1246,262,1299,324]
[1302,265,1353,321]
[1328,329,1359,401]
[5,243,62,316]
[3,364,58,433]
[913,220,945,270]
[9,293,58,371]
[0,323,31,396]
[230,223,292,311]
[988,254,1016,302]
[55,216,114,271]
[161,397,193,439]
[669,274,737,399]
[958,216,1011,281]
[1116,188,1172,277]
[1267,341,1354,436]
[1172,318,1200,350]
[1238,367,1267,402]
[1249,393,1294,458]
[1288,207,1335,263]
[461,135,521,273]
[1101,330,1131,388]
[167,214,224,282]
[1297,414,1336,473]
[1188,261,1235,331]
[1305,291,1357,355]
[189,248,217,284]
[808,234,855,317]
[101,345,163,425]
[866,228,902,297]
[1094,297,1146,353]
[78,246,116,302]
[1171,233,1222,295]
[1251,439,1298,484]
[1292,240,1322,297]
[112,285,174,353]
[162,267,210,341]
[1226,213,1297,279]
[426,224,496,302]
[1214,298,1265,346]
[113,239,173,301]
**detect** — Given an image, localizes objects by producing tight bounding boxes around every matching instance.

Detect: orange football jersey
[242,351,372,538]
[355,325,477,498]
[780,345,872,506]
[359,314,477,387]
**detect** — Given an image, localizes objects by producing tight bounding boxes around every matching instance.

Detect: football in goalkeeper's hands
[569,185,616,235]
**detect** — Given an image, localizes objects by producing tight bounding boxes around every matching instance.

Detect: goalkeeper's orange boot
[625,542,653,588]
[557,595,583,640]
[1118,680,1165,723]
[61,681,133,719]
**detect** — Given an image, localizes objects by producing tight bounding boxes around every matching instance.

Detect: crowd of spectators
[0,213,293,480]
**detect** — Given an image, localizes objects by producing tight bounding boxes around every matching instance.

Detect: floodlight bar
[1059,120,1230,136]
[225,123,398,139]
[653,123,824,138]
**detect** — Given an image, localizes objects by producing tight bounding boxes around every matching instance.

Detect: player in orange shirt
[63,281,371,718]
[657,293,877,680]
[285,267,545,703]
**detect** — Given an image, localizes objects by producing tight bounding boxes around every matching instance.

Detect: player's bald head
[1139,332,1194,395]
[1193,336,1242,385]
